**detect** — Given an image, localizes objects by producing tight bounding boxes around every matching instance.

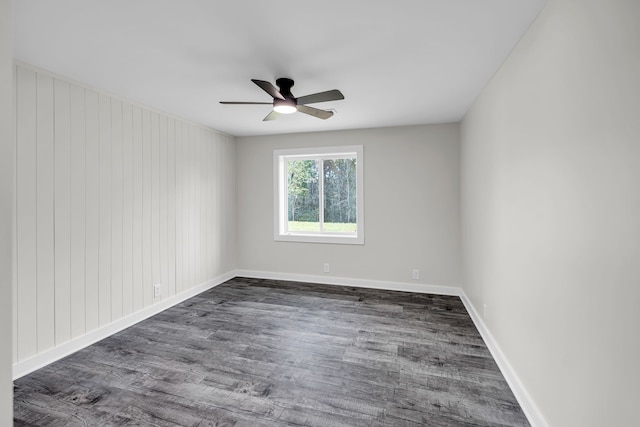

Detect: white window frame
[274,145,364,244]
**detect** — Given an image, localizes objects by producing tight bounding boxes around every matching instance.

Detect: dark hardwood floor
[14,277,530,426]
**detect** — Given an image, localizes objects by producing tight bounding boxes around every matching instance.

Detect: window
[274,145,364,244]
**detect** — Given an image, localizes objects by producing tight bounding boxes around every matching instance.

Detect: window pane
[275,145,363,244]
[323,158,357,233]
[287,159,320,232]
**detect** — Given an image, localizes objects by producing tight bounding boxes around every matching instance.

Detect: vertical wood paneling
[151,112,160,296]
[5,46,17,423]
[204,132,211,280]
[54,79,71,344]
[219,137,226,270]
[218,135,225,272]
[69,84,86,339]
[132,106,144,312]
[122,103,134,316]
[211,134,220,274]
[182,125,188,290]
[201,129,207,282]
[110,100,123,320]
[16,66,38,360]
[197,128,204,284]
[228,139,235,269]
[189,125,196,288]
[205,131,211,279]
[13,66,19,365]
[14,64,237,365]
[208,134,213,274]
[193,128,200,285]
[187,126,191,288]
[98,93,112,326]
[227,138,235,270]
[227,139,235,270]
[174,121,183,295]
[190,127,197,287]
[141,110,152,307]
[167,118,176,297]
[36,73,55,352]
[84,90,100,332]
[183,125,190,289]
[159,116,168,298]
[184,124,191,290]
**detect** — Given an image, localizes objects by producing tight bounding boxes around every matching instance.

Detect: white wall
[236,124,461,288]
[13,63,236,366]
[460,0,640,425]
[0,0,13,422]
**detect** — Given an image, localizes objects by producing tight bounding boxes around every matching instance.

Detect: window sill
[275,233,364,245]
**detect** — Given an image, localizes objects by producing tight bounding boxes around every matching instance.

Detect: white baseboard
[12,271,235,380]
[234,269,462,296]
[459,291,548,427]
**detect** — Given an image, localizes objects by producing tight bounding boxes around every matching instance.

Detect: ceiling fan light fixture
[220,78,344,121]
[273,99,297,114]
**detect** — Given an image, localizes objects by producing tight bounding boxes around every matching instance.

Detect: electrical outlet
[323,263,330,273]
[412,269,420,280]
[154,283,162,298]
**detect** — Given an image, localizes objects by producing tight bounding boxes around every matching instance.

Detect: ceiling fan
[220,78,344,121]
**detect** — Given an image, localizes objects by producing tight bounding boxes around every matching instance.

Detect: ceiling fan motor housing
[275,78,295,99]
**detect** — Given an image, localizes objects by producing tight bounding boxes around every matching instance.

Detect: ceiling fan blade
[252,79,285,100]
[220,101,272,105]
[263,110,280,121]
[296,89,344,105]
[297,105,334,120]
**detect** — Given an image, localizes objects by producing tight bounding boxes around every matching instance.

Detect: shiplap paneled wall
[13,63,236,364]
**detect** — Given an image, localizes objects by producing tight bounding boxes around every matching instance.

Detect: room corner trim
[459,291,549,427]
[12,271,236,380]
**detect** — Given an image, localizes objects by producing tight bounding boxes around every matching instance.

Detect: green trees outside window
[287,157,357,233]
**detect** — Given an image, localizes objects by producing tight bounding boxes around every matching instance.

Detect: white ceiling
[13,0,546,137]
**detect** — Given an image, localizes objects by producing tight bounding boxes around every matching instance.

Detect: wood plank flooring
[14,277,530,426]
